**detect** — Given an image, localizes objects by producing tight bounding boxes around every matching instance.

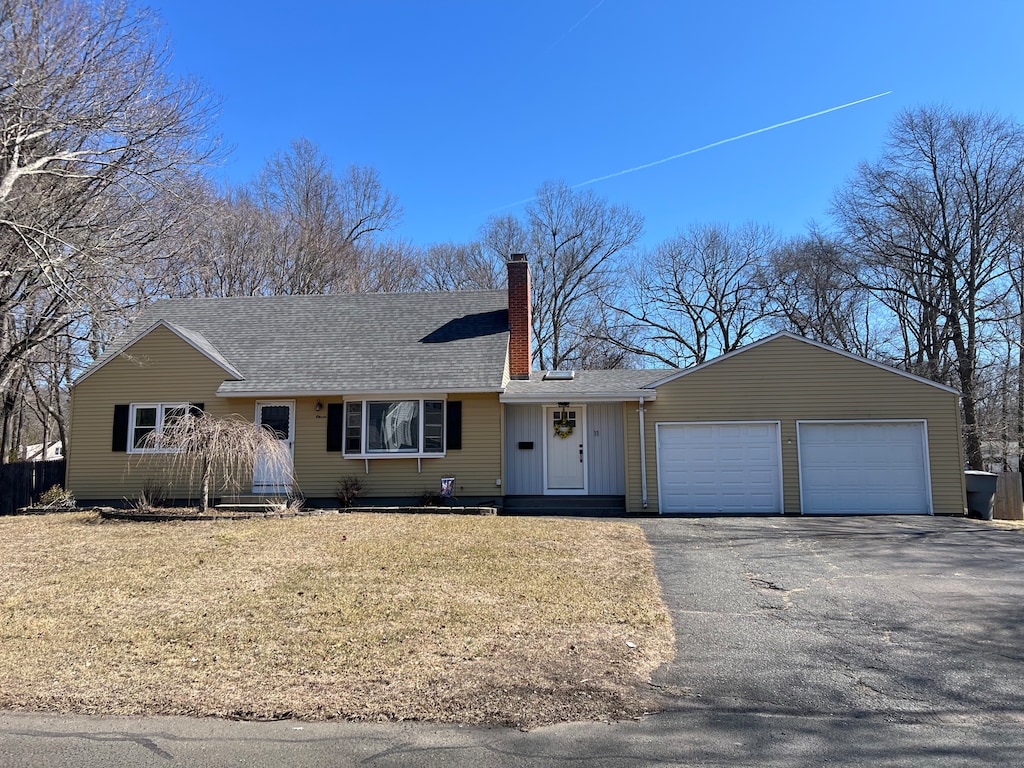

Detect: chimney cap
[508,252,527,263]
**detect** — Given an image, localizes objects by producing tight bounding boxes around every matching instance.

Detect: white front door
[545,406,586,493]
[253,401,294,494]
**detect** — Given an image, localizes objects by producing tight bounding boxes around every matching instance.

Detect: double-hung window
[343,398,445,456]
[129,403,188,453]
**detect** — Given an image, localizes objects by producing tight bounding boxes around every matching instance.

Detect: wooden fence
[994,471,1024,520]
[0,460,67,516]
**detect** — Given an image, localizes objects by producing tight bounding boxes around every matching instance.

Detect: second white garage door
[798,421,931,515]
[657,422,783,514]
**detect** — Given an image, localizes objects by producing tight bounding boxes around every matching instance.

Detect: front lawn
[0,512,674,727]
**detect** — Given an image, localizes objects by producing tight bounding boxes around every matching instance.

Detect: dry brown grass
[0,512,674,728]
[982,519,1024,530]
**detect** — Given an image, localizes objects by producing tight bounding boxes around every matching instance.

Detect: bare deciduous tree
[350,239,422,293]
[483,181,643,370]
[420,241,505,291]
[978,203,1024,473]
[169,139,404,297]
[763,229,874,356]
[0,0,220,396]
[835,107,1024,468]
[607,223,775,367]
[255,139,400,294]
[1007,207,1024,472]
[165,184,281,298]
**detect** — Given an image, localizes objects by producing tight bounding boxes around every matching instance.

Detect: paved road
[3,516,1024,766]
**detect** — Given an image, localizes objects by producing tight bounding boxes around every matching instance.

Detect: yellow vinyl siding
[69,325,504,504]
[625,336,966,515]
[294,392,502,500]
[67,326,243,500]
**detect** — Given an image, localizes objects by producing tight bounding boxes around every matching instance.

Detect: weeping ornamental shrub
[135,412,294,512]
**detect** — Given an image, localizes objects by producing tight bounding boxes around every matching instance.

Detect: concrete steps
[501,495,626,517]
[215,494,293,512]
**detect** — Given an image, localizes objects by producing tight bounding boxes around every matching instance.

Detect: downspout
[639,396,648,509]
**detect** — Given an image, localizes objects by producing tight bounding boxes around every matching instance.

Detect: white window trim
[342,397,447,459]
[127,402,189,454]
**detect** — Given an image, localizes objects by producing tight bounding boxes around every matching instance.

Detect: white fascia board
[73,319,243,387]
[646,330,961,395]
[499,390,657,403]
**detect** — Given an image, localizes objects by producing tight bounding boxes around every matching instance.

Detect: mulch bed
[98,507,327,522]
[94,505,498,522]
[8,503,500,521]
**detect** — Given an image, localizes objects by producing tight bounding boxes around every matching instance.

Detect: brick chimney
[507,253,532,379]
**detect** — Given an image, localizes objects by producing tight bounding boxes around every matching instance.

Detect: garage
[630,333,964,515]
[798,421,932,515]
[656,422,783,514]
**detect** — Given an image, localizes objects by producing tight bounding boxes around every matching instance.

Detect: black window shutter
[112,404,130,452]
[189,402,205,417]
[446,401,462,450]
[326,403,343,452]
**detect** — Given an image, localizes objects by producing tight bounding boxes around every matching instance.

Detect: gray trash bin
[964,471,998,520]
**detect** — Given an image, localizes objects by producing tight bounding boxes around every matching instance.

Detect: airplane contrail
[545,0,605,53]
[489,90,893,212]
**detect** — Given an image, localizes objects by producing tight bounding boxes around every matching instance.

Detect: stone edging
[345,505,498,516]
[98,507,325,522]
[8,506,78,516]
[95,505,497,522]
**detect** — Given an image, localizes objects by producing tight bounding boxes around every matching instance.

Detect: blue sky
[154,0,1024,250]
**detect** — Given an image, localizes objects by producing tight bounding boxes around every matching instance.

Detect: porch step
[501,495,626,517]
[216,494,293,512]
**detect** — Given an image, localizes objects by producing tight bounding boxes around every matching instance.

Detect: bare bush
[337,476,364,507]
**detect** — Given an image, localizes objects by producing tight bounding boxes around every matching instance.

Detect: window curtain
[382,400,418,450]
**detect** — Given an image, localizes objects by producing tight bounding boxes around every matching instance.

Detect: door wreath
[553,412,574,439]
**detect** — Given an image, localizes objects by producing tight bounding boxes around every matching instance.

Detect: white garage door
[657,422,782,514]
[798,421,931,515]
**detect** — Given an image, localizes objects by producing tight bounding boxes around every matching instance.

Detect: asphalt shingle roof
[94,291,511,395]
[501,369,676,399]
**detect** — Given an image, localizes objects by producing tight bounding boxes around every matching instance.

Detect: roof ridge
[149,288,508,305]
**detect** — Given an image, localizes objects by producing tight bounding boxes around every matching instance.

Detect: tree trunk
[1,390,16,464]
[961,383,984,470]
[201,455,211,512]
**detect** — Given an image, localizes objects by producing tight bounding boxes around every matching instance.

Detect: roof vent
[543,370,575,381]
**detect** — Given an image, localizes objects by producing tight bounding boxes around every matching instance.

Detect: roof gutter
[499,390,657,403]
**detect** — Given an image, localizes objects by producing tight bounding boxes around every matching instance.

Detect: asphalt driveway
[644,515,1024,724]
[3,515,1024,767]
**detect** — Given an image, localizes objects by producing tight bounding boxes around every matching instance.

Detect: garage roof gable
[645,331,961,395]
